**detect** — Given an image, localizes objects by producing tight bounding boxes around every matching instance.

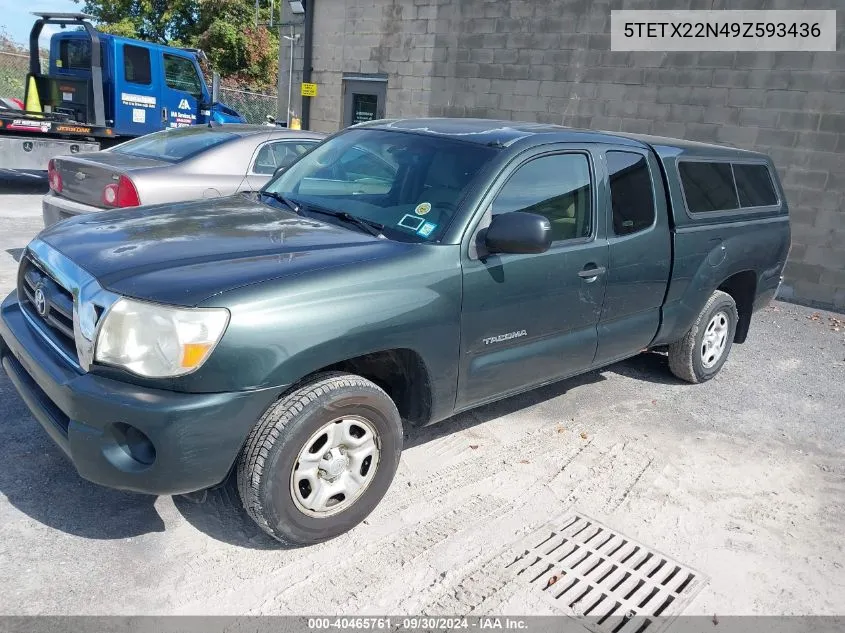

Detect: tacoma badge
[483,330,528,345]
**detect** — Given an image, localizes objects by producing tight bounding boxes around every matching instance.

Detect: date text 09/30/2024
[308,618,528,630]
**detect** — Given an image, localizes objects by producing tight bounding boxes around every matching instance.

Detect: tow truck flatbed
[0,111,115,139]
[0,111,106,170]
[0,11,243,171]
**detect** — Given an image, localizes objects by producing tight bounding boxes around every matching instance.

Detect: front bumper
[0,291,281,495]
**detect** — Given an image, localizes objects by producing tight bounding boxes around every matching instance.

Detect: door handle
[161,107,167,124]
[578,265,606,279]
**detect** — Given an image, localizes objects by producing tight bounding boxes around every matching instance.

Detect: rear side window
[734,164,778,207]
[252,141,316,174]
[679,162,738,213]
[273,142,315,168]
[59,40,91,70]
[124,45,151,85]
[252,145,278,174]
[607,151,655,235]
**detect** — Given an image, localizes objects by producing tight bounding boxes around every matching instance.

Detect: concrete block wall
[310,0,441,131]
[307,0,845,310]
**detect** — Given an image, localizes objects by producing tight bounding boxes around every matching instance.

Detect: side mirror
[272,165,287,179]
[211,71,220,104]
[484,212,552,255]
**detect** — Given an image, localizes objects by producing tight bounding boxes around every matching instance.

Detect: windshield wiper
[299,203,385,238]
[260,191,301,214]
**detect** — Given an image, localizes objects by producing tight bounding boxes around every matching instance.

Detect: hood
[39,196,409,306]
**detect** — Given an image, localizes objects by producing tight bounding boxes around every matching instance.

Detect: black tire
[236,372,402,545]
[668,290,738,384]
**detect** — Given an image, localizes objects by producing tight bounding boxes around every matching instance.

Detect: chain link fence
[0,50,39,100]
[219,87,278,124]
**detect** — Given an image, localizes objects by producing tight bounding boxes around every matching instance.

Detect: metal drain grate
[507,512,705,633]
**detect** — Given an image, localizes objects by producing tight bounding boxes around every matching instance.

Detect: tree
[75,0,278,91]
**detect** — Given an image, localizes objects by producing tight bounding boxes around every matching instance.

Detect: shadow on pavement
[173,475,286,550]
[0,367,280,548]
[606,349,688,386]
[405,369,607,450]
[1,349,678,547]
[175,370,610,548]
[0,376,165,539]
[0,172,48,195]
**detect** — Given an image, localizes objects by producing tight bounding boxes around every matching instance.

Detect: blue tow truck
[0,12,245,170]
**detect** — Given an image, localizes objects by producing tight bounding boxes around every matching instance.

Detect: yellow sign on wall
[301,83,318,97]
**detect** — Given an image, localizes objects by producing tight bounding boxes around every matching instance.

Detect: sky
[0,0,80,45]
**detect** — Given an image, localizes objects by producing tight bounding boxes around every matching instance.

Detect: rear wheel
[237,372,402,545]
[668,290,738,384]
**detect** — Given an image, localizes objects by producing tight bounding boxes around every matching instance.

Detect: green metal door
[457,148,609,409]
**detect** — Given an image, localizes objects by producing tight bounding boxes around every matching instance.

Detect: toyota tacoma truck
[0,119,790,545]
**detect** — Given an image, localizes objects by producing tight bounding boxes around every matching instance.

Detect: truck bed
[627,133,791,348]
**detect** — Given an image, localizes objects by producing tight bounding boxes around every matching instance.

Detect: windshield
[264,128,499,242]
[111,127,237,162]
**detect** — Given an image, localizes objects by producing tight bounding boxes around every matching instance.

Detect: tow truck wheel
[237,372,402,545]
[668,290,738,384]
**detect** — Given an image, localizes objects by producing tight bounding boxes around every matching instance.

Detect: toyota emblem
[33,285,48,317]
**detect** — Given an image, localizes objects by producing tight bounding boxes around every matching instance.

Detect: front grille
[18,253,79,365]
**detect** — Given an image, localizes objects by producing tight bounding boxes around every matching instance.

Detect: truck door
[159,52,203,128]
[592,148,672,366]
[457,148,609,408]
[113,42,159,136]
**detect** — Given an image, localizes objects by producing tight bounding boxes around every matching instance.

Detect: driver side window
[492,153,592,243]
[163,54,202,96]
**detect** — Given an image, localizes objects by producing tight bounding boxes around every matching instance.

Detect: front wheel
[668,290,738,384]
[237,372,402,545]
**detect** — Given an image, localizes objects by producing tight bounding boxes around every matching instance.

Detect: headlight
[95,298,229,378]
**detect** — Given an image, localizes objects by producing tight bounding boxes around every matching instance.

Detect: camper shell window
[679,160,779,214]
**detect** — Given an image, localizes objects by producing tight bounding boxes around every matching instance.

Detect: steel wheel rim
[701,310,729,369]
[290,415,380,518]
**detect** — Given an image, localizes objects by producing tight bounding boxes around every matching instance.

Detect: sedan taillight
[47,159,62,193]
[102,175,141,208]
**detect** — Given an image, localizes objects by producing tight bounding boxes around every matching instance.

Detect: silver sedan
[42,124,325,227]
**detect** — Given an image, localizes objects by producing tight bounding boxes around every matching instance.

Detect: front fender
[211,102,246,123]
[199,246,463,420]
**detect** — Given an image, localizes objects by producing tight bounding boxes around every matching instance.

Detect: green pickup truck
[0,119,790,545]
